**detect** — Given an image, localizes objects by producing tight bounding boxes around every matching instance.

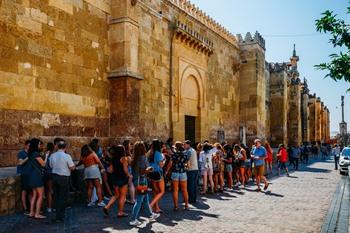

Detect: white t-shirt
[50,150,75,176]
[199,150,215,170]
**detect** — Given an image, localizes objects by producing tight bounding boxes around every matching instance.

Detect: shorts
[238,160,245,168]
[113,178,128,188]
[225,164,233,172]
[278,162,287,170]
[201,168,213,176]
[244,160,251,168]
[149,170,163,182]
[254,165,265,177]
[171,172,187,181]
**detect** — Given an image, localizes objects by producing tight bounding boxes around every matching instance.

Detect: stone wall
[269,65,289,147]
[238,32,266,144]
[0,168,21,216]
[288,83,302,146]
[0,0,111,165]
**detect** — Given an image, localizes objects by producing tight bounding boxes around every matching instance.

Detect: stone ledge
[108,69,144,80]
[0,167,21,216]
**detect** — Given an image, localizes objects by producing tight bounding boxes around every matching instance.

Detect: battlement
[237,31,265,50]
[269,62,288,73]
[167,0,237,46]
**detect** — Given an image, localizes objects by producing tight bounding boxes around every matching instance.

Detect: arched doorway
[181,75,200,143]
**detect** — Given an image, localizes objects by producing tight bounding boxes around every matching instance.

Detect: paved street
[0,158,345,233]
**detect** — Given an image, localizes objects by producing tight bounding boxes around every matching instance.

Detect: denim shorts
[171,172,187,181]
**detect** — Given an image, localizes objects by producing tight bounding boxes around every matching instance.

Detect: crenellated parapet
[269,62,288,73]
[237,31,265,50]
[167,0,237,46]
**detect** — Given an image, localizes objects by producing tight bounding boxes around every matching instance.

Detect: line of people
[17,137,326,226]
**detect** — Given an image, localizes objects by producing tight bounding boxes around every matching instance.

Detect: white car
[339,147,350,175]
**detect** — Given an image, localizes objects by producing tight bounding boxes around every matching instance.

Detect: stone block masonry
[0,0,330,169]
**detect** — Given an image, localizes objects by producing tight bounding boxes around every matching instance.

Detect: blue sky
[190,0,349,136]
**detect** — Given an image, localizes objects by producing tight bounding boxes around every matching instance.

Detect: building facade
[0,0,330,166]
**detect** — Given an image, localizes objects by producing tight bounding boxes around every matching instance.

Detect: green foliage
[315,3,350,86]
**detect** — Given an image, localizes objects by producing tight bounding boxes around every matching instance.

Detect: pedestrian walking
[233,144,246,187]
[123,140,136,205]
[332,144,341,170]
[77,145,106,207]
[265,142,273,175]
[184,140,199,204]
[129,141,159,226]
[276,144,289,176]
[147,139,165,213]
[50,140,75,222]
[103,145,131,217]
[251,139,269,192]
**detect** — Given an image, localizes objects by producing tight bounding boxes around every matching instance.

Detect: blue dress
[27,152,44,188]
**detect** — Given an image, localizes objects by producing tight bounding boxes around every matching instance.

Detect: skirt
[84,165,102,181]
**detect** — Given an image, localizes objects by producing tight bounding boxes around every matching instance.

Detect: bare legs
[29,187,45,218]
[150,179,165,212]
[172,180,189,209]
[105,185,128,216]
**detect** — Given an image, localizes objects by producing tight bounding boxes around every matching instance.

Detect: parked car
[339,147,350,175]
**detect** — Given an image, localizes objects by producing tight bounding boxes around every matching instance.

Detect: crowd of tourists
[16,137,331,226]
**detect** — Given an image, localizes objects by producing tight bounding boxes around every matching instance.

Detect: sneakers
[149,213,160,221]
[129,219,142,226]
[97,202,106,207]
[87,202,95,207]
[47,208,52,213]
[104,196,110,201]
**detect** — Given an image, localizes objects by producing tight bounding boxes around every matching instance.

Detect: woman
[265,142,273,175]
[77,145,105,207]
[26,138,46,219]
[103,145,131,217]
[223,144,233,189]
[129,141,160,226]
[199,143,214,194]
[165,141,190,211]
[277,144,290,176]
[243,144,252,183]
[233,144,246,187]
[100,148,113,199]
[147,139,165,213]
[161,142,172,191]
[123,140,136,205]
[44,142,54,213]
[212,143,224,192]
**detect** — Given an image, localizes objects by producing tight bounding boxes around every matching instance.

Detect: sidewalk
[0,157,342,233]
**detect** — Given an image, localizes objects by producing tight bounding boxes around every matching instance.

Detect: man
[17,140,31,214]
[184,140,199,204]
[251,139,269,192]
[50,140,75,222]
[332,144,341,170]
[292,145,300,170]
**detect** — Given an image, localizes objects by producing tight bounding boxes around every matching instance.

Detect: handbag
[136,175,148,195]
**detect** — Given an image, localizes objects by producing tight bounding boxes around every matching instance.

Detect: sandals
[255,188,262,192]
[173,207,179,211]
[34,215,47,219]
[102,207,109,217]
[264,183,269,191]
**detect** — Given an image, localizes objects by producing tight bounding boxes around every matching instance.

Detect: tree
[315,3,350,87]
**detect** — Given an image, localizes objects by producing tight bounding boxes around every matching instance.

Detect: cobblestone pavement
[0,158,342,233]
